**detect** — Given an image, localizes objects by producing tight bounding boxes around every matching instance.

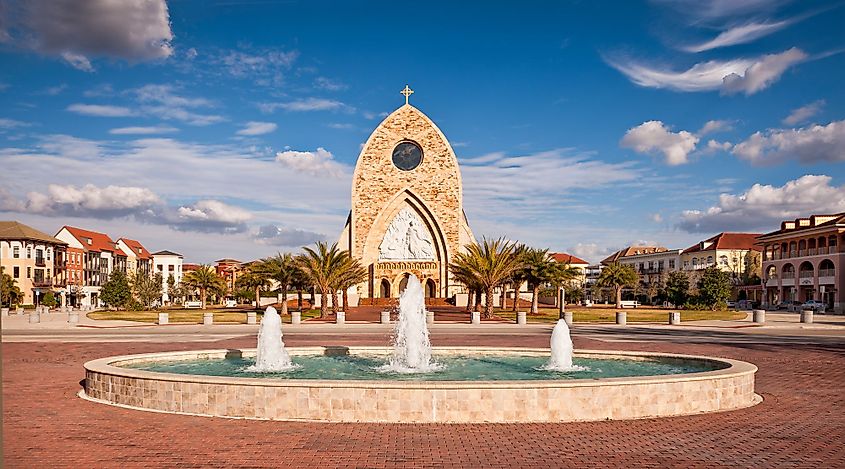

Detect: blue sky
[1,0,844,263]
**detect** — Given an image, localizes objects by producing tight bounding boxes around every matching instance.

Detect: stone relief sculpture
[379,208,435,260]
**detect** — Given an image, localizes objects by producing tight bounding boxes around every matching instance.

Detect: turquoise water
[124,354,725,381]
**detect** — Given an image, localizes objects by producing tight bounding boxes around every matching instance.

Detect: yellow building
[0,221,67,306]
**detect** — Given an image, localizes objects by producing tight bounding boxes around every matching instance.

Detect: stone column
[157,312,169,325]
[800,309,813,324]
[516,311,526,325]
[1,307,8,316]
[753,309,766,324]
[291,311,301,325]
[563,311,573,326]
[616,311,627,326]
[335,311,345,325]
[668,312,680,325]
[246,311,257,325]
[426,311,434,324]
[68,311,79,325]
[16,307,24,315]
[203,312,213,325]
[471,311,480,324]
[380,310,391,324]
[813,263,820,301]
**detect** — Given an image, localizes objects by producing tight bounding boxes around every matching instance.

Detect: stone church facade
[337,89,475,301]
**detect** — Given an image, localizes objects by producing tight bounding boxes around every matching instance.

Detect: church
[337,86,475,302]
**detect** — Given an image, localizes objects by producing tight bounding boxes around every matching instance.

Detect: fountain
[381,275,439,373]
[542,319,585,372]
[246,306,297,372]
[81,297,760,423]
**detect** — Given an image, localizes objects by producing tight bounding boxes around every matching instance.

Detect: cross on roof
[400,85,414,105]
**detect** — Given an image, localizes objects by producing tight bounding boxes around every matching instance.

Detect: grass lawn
[493,306,747,323]
[87,308,323,324]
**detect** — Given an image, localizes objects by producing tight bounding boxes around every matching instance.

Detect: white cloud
[237,121,277,136]
[698,119,733,136]
[681,21,792,53]
[259,98,349,113]
[176,200,252,233]
[217,49,298,80]
[275,147,347,178]
[652,0,788,21]
[679,175,845,232]
[0,118,29,129]
[2,184,162,217]
[66,104,135,117]
[721,48,807,95]
[783,100,825,125]
[650,213,663,223]
[706,139,733,152]
[568,243,614,264]
[620,120,699,165]
[132,84,224,126]
[109,125,178,135]
[314,77,347,91]
[5,0,172,69]
[732,120,845,165]
[606,48,806,95]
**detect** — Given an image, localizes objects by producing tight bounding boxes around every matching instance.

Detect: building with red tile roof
[0,221,67,305]
[55,226,127,307]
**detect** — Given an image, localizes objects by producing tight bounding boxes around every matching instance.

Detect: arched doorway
[398,274,410,294]
[799,261,814,301]
[379,279,391,298]
[425,278,437,298]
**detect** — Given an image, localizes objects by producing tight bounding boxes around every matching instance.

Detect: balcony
[32,278,52,288]
[35,258,46,267]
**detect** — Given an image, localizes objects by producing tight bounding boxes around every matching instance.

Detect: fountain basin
[81,346,759,423]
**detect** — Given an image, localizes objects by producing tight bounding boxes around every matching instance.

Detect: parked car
[801,300,825,311]
[183,300,202,309]
[777,300,801,310]
[224,299,237,308]
[726,301,737,309]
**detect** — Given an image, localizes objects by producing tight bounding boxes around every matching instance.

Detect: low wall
[82,347,758,423]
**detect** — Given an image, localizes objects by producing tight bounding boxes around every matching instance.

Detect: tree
[665,271,690,307]
[334,252,367,312]
[166,274,181,304]
[41,291,58,308]
[597,263,639,309]
[509,243,529,312]
[521,248,558,314]
[697,266,732,310]
[1,268,23,307]
[450,237,523,319]
[100,270,131,309]
[130,270,163,310]
[182,265,224,310]
[235,269,272,311]
[258,253,302,315]
[296,242,346,318]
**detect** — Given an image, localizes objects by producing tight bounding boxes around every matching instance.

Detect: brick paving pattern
[3,331,844,468]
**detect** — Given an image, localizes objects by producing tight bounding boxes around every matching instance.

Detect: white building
[152,250,183,304]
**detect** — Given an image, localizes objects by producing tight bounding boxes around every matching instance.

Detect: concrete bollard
[291,311,301,325]
[1,307,9,316]
[203,312,214,325]
[669,312,681,325]
[247,311,257,325]
[563,311,573,326]
[158,312,169,325]
[336,311,345,325]
[517,311,527,325]
[42,307,49,315]
[426,311,434,324]
[380,310,391,324]
[29,312,40,324]
[16,307,24,315]
[68,312,79,324]
[753,309,766,324]
[800,309,813,324]
[616,311,627,326]
[471,311,481,325]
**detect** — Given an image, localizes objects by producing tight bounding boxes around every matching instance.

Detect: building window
[47,268,51,277]
[707,256,714,265]
[669,260,675,269]
[720,255,728,266]
[13,266,19,278]
[47,250,51,261]
[27,267,31,278]
[26,247,31,258]
[683,260,689,268]
[168,265,174,272]
[658,260,664,270]
[157,264,163,271]
[13,246,19,258]
[692,258,698,267]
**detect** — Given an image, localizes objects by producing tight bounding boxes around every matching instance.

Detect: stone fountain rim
[84,346,756,389]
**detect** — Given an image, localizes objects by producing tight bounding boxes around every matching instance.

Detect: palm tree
[296,241,346,318]
[509,243,528,312]
[450,259,482,313]
[1,267,23,307]
[450,237,523,319]
[597,262,639,309]
[235,268,271,311]
[521,248,561,314]
[334,252,367,312]
[183,265,226,310]
[258,253,301,315]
